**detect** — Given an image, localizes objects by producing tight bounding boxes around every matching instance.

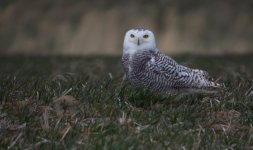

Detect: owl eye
[143,34,149,38]
[130,34,135,38]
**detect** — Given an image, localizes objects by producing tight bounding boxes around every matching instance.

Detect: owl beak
[137,38,140,46]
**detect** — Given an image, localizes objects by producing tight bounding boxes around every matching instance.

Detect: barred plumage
[122,29,223,94]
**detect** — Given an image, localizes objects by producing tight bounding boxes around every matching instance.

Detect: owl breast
[122,50,158,88]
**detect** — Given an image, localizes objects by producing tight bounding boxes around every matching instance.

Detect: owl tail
[204,80,224,90]
[195,75,225,93]
[184,81,224,94]
[183,69,224,93]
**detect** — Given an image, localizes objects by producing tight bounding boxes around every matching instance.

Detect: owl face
[123,29,157,54]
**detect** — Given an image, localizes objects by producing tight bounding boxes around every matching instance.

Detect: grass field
[0,54,253,149]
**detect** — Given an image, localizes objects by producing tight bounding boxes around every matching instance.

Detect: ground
[0,54,253,149]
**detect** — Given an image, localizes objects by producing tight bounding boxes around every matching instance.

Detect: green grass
[0,54,253,149]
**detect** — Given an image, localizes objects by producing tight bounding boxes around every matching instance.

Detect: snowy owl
[121,28,223,94]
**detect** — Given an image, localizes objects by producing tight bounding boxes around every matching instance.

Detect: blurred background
[0,0,253,55]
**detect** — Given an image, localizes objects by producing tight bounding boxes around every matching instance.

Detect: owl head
[123,29,157,54]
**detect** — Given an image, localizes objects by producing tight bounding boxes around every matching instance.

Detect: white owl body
[122,29,223,94]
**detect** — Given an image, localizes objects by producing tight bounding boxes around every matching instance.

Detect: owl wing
[146,51,223,92]
[147,52,193,88]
